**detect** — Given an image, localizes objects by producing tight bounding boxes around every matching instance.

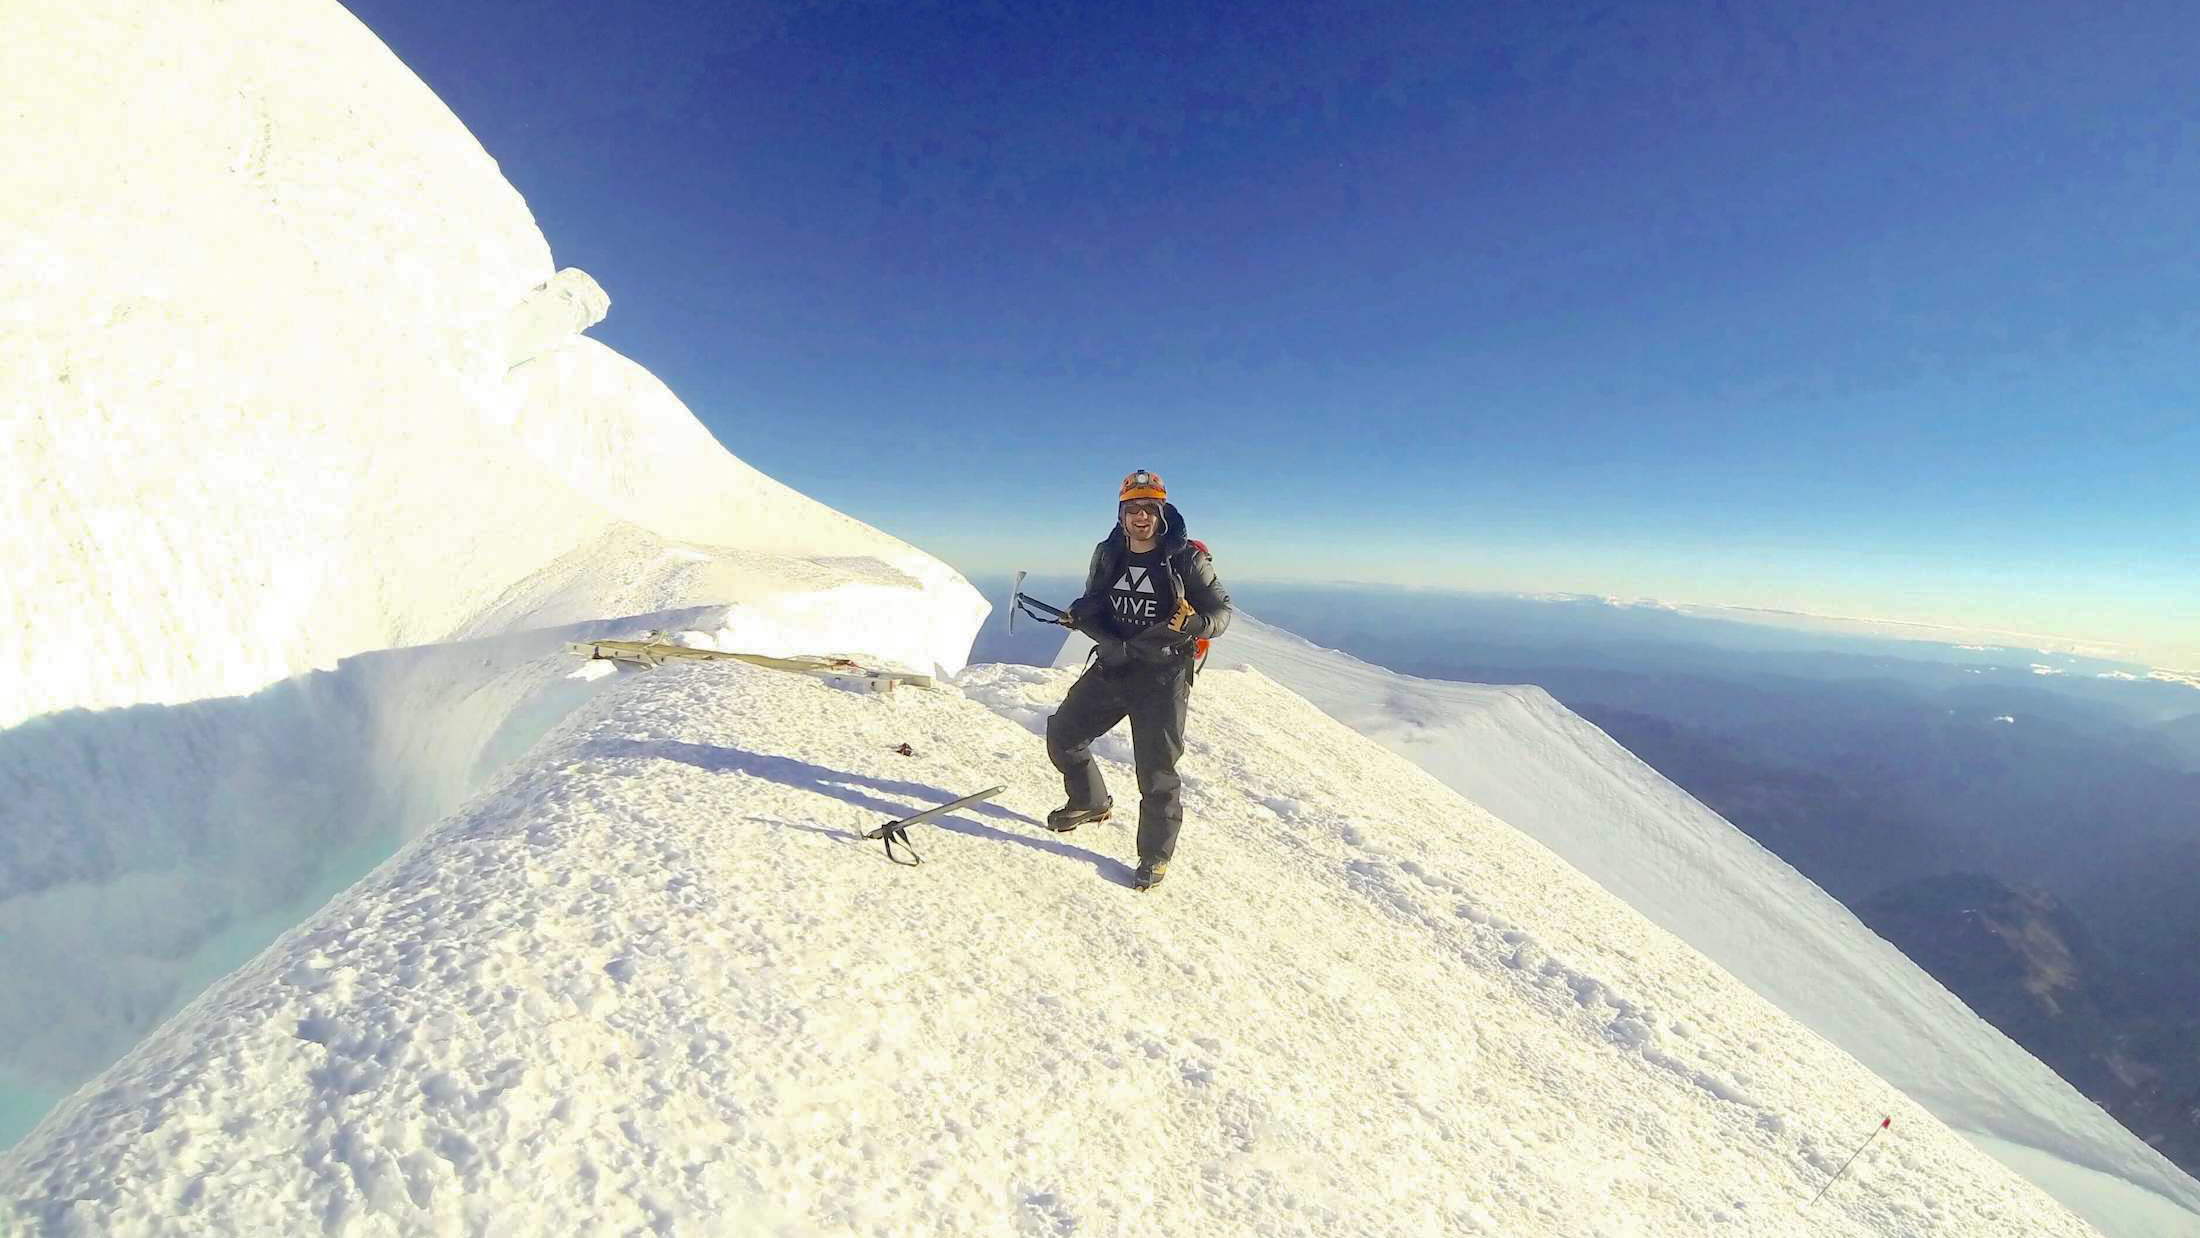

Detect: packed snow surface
[0,656,2104,1237]
[1178,617,2200,1236]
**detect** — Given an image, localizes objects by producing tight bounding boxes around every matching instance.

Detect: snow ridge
[0,3,2184,1236]
[0,658,2105,1237]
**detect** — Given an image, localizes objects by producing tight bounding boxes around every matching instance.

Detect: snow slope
[2,0,983,1152]
[0,654,2106,1237]
[1167,617,2200,1237]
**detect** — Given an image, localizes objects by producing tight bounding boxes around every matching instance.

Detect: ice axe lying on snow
[862,785,1008,866]
[845,575,1064,869]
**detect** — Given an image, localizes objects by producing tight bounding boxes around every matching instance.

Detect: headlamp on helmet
[1118,469,1167,503]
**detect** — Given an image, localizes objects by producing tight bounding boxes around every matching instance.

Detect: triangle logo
[1114,567,1156,595]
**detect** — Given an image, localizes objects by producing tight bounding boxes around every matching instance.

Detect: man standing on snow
[1045,469,1233,891]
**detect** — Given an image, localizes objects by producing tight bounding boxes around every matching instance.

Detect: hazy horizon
[961,557,2200,676]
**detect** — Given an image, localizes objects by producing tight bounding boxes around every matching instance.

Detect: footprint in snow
[1017,1189,1079,1236]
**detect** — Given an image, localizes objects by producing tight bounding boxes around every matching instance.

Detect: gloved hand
[1127,623,1185,661]
[1168,598,1214,638]
[1090,631,1130,667]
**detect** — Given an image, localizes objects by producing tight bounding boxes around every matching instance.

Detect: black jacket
[1069,502,1233,663]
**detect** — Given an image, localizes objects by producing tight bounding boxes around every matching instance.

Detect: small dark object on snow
[891,743,914,756]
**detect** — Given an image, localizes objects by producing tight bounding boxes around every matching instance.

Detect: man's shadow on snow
[587,739,1135,882]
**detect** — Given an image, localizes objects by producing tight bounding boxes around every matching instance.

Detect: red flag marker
[1810,1117,1892,1206]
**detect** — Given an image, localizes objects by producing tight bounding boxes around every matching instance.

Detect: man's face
[1120,500,1162,544]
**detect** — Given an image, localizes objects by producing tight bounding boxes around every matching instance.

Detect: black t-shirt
[1104,546,1176,638]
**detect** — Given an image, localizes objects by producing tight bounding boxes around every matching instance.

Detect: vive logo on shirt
[1110,565,1162,623]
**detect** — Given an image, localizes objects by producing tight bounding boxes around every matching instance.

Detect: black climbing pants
[1046,655,1192,865]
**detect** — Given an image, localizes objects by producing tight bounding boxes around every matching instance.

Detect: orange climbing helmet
[1118,469,1166,503]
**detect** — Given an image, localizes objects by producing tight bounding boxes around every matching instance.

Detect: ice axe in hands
[1009,570,1073,631]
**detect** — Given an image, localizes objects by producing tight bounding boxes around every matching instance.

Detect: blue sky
[347,0,2198,667]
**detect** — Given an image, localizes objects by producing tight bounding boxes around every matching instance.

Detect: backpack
[1181,539,1214,672]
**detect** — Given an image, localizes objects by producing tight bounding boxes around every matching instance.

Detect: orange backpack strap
[1179,541,1215,670]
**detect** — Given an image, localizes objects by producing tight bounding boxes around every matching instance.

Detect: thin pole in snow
[1810,1117,1892,1206]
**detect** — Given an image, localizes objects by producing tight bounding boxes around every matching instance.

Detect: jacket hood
[1102,501,1190,556]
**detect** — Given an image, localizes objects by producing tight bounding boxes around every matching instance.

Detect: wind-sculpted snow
[1,658,2102,1236]
[0,0,982,732]
[1177,616,2200,1237]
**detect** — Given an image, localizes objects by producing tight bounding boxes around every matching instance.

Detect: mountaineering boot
[1132,859,1168,891]
[1046,797,1113,833]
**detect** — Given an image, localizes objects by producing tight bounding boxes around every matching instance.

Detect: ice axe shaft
[1809,1117,1891,1206]
[862,785,1007,865]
